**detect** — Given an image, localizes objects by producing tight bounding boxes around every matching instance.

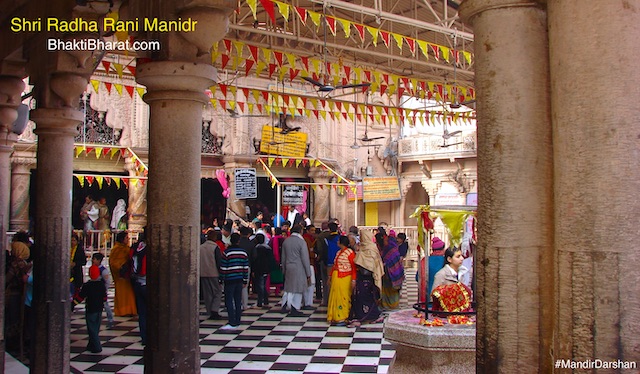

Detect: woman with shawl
[326,236,357,326]
[348,230,385,327]
[376,231,405,310]
[108,231,137,316]
[110,199,128,231]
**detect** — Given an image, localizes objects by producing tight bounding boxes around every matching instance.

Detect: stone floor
[18,268,418,373]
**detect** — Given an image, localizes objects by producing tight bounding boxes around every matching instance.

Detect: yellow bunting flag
[96,176,103,189]
[339,18,351,38]
[113,178,121,189]
[94,147,103,159]
[392,33,403,51]
[247,0,257,18]
[90,79,100,93]
[75,146,85,158]
[268,157,275,167]
[276,1,290,21]
[77,175,84,187]
[366,26,379,46]
[136,87,145,98]
[281,158,289,166]
[114,63,124,78]
[114,83,123,96]
[296,158,302,167]
[308,10,321,27]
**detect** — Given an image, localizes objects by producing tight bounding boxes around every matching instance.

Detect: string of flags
[257,156,356,196]
[73,144,149,189]
[244,0,473,66]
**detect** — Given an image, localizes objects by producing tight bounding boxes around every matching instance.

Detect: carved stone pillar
[137,60,215,373]
[0,75,24,233]
[548,1,640,365]
[10,157,35,232]
[309,167,330,225]
[125,156,148,232]
[460,1,553,372]
[0,73,24,368]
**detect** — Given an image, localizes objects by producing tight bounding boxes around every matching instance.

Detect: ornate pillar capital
[460,0,545,23]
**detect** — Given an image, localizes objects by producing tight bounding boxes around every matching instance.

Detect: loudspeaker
[11,104,29,135]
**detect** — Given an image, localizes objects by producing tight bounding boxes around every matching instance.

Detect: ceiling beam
[307,0,473,41]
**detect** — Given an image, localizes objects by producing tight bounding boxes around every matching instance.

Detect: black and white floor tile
[67,268,418,373]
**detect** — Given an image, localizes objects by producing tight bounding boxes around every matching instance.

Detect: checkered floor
[68,268,418,374]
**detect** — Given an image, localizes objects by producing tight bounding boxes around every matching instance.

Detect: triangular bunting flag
[247,0,257,18]
[259,0,276,24]
[125,85,134,98]
[104,82,112,93]
[294,6,307,24]
[136,87,145,98]
[354,23,365,42]
[77,175,84,187]
[406,38,416,55]
[325,16,337,36]
[96,176,103,189]
[102,61,111,73]
[366,26,379,46]
[276,1,290,21]
[90,79,100,93]
[380,31,390,48]
[114,63,124,78]
[392,33,403,50]
[308,10,321,27]
[114,83,123,96]
[339,18,351,38]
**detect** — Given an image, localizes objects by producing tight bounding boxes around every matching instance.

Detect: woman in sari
[327,236,356,326]
[348,230,385,327]
[376,231,405,310]
[108,232,137,316]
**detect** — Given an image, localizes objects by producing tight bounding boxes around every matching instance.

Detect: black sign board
[234,168,257,199]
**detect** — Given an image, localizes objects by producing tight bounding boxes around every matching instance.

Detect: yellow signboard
[260,125,308,158]
[362,177,402,202]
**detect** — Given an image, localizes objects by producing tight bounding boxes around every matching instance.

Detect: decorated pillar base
[384,309,475,374]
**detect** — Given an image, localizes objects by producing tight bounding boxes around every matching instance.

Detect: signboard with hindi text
[283,185,304,205]
[260,125,307,158]
[234,168,257,199]
[362,177,402,202]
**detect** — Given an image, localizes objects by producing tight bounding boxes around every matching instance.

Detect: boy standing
[80,265,107,353]
[92,253,115,328]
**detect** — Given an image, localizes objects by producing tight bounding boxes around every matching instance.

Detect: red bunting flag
[259,0,276,24]
[268,63,277,78]
[430,44,440,60]
[325,16,337,35]
[380,31,390,47]
[104,82,112,93]
[274,51,283,66]
[294,6,307,24]
[300,56,309,71]
[289,68,299,81]
[219,84,228,97]
[102,61,111,72]
[125,85,134,98]
[127,66,136,76]
[221,54,230,70]
[242,87,250,100]
[248,45,259,61]
[245,59,255,76]
[406,38,416,55]
[354,23,365,42]
[223,39,232,52]
[86,176,95,185]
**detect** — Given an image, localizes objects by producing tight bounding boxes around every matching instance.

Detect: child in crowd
[92,253,115,328]
[80,265,107,353]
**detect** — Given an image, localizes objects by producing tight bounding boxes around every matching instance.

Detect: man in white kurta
[281,225,312,316]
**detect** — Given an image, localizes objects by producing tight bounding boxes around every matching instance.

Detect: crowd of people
[196,208,409,330]
[7,206,477,364]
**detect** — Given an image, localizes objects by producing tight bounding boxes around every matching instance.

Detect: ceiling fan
[302,10,371,95]
[226,108,270,119]
[351,95,384,149]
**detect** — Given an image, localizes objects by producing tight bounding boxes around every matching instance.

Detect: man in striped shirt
[219,233,249,330]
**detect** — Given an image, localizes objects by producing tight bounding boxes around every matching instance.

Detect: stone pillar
[0,74,25,367]
[126,156,148,232]
[548,1,640,364]
[137,61,216,372]
[0,75,24,233]
[460,1,554,372]
[30,106,85,373]
[309,167,330,225]
[10,158,35,232]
